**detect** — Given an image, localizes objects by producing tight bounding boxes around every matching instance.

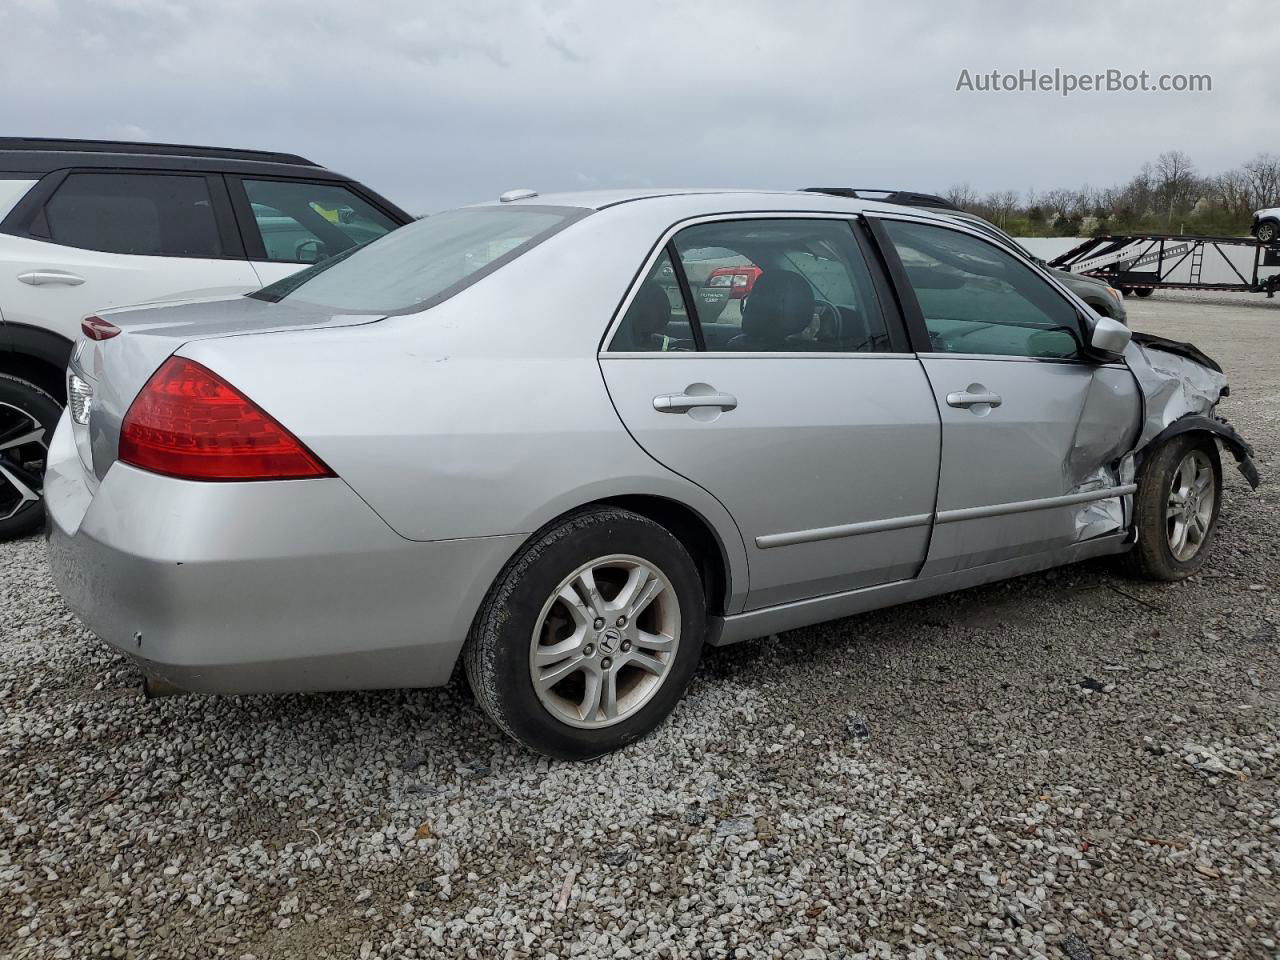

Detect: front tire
[464,507,706,760]
[0,374,61,541]
[1257,221,1279,244]
[1121,435,1222,581]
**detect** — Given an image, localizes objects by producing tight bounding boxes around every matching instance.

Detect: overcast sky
[2,0,1275,213]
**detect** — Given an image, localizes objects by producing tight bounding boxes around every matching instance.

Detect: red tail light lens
[81,315,121,341]
[119,357,333,481]
[705,266,762,298]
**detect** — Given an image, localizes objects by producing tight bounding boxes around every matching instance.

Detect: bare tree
[944,183,977,210]
[1153,150,1199,221]
[920,153,1266,238]
[983,190,1020,227]
[1038,189,1077,221]
[1243,153,1280,208]
[1212,168,1255,220]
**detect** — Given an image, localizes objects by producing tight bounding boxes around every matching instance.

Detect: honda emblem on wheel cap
[599,628,621,654]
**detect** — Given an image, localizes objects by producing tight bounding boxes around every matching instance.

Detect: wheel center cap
[598,628,621,655]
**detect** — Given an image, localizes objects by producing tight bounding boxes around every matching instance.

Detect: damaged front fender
[1143,414,1260,489]
[1124,331,1260,489]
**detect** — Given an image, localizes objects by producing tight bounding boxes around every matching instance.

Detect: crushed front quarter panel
[1123,332,1259,488]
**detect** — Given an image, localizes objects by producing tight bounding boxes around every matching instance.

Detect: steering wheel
[295,238,327,263]
[813,297,840,336]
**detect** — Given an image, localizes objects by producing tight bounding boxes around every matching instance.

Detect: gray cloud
[2,0,1275,213]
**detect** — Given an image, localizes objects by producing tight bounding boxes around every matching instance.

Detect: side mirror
[1086,313,1131,362]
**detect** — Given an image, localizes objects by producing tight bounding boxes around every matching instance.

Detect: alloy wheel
[0,401,48,523]
[529,554,680,729]
[1166,448,1215,562]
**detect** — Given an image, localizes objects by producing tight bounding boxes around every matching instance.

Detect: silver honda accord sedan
[46,189,1258,759]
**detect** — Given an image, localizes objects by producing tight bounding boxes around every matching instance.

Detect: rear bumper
[44,413,521,694]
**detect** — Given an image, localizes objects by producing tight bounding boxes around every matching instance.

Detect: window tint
[882,219,1084,359]
[608,252,696,351]
[251,206,575,314]
[671,219,890,353]
[40,173,222,258]
[242,180,397,264]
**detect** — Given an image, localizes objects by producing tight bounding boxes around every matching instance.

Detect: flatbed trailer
[1048,233,1280,298]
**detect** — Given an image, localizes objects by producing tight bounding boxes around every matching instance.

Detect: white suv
[1251,207,1280,244]
[0,138,410,538]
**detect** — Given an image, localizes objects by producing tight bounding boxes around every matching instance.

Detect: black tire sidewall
[0,374,62,540]
[469,510,705,760]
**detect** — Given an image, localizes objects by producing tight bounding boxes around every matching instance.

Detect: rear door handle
[653,391,738,413]
[18,270,85,286]
[946,390,1003,408]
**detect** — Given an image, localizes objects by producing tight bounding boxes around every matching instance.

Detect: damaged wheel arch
[1124,332,1261,492]
[1141,415,1260,490]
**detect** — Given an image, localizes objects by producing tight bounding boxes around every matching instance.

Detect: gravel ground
[2,290,1277,960]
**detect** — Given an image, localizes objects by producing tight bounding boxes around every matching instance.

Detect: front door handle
[653,389,739,413]
[946,390,1003,408]
[18,270,85,286]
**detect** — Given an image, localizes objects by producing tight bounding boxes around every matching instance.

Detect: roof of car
[485,188,897,214]
[800,187,959,210]
[0,137,350,181]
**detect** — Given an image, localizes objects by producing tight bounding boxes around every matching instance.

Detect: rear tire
[464,507,706,760]
[1120,435,1222,582]
[1134,287,1154,298]
[1257,221,1278,244]
[0,374,61,541]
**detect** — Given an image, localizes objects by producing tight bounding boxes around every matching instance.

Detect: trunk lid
[72,295,383,482]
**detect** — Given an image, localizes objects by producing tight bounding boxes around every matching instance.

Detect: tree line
[943,151,1280,237]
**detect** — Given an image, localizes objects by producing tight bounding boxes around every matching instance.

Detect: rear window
[250,205,582,314]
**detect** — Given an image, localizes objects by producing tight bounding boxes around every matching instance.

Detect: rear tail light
[705,266,762,297]
[81,315,121,341]
[119,357,333,481]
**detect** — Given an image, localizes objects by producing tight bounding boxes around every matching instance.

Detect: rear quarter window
[0,179,37,221]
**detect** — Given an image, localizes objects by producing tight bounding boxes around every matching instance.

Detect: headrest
[741,272,814,344]
[629,283,672,338]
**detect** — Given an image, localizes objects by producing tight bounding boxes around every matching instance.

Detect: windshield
[249,205,583,314]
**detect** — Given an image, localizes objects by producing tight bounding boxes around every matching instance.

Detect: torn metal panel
[1125,332,1260,489]
[1126,332,1229,449]
[1065,330,1259,544]
[1069,366,1141,487]
[1072,466,1128,540]
[1064,368,1141,541]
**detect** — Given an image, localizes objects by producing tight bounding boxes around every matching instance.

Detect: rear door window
[239,179,398,264]
[37,172,224,258]
[668,218,892,353]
